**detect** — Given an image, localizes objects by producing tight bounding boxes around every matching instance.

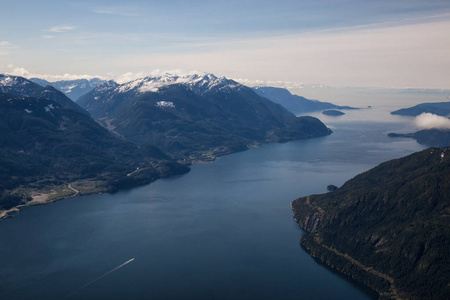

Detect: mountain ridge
[252,86,357,115]
[0,75,189,216]
[79,73,332,162]
[0,74,89,115]
[391,101,450,117]
[29,77,105,101]
[292,147,450,299]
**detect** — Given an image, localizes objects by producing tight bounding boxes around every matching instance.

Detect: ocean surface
[0,104,426,299]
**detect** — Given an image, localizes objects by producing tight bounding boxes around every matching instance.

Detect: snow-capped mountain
[118,73,242,95]
[30,78,106,101]
[0,74,88,115]
[85,74,241,103]
[79,73,332,161]
[0,76,188,210]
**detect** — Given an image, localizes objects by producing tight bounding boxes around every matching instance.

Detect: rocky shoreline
[292,198,397,299]
[290,147,450,300]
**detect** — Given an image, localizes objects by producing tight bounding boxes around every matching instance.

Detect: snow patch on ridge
[156,101,175,108]
[45,104,55,112]
[0,76,16,86]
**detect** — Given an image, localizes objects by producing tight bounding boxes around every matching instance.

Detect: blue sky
[1,0,450,88]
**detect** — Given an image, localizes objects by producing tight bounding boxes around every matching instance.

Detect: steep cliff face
[292,147,450,300]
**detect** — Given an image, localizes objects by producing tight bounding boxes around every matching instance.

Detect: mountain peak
[0,74,31,87]
[115,73,240,95]
[0,74,89,115]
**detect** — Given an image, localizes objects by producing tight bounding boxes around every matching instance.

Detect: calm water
[0,106,425,299]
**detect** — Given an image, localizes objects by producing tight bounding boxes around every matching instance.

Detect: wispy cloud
[232,78,324,90]
[2,65,105,82]
[107,18,450,89]
[0,41,19,55]
[414,113,450,130]
[5,64,30,76]
[45,26,77,33]
[91,6,139,17]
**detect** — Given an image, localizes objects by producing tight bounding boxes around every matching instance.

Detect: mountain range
[292,147,450,299]
[78,74,332,162]
[0,75,88,115]
[252,86,356,115]
[0,75,188,213]
[29,78,105,101]
[0,73,333,215]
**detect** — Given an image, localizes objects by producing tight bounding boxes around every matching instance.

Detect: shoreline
[0,133,332,220]
[291,198,398,300]
[0,184,79,220]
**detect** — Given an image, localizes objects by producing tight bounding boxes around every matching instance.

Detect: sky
[1,0,450,88]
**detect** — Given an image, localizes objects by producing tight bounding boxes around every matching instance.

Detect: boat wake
[63,258,135,299]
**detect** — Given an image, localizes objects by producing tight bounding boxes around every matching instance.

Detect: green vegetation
[79,77,332,162]
[292,147,450,299]
[0,93,189,213]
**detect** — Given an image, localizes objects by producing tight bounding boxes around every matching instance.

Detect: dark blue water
[0,109,424,300]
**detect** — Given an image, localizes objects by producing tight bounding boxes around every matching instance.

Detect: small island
[322,109,345,116]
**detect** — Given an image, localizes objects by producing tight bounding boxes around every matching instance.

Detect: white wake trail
[63,258,135,299]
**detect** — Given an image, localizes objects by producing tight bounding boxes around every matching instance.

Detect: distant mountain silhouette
[30,77,105,101]
[391,101,450,116]
[252,86,356,115]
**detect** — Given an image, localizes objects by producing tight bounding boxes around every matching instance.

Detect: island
[322,109,345,116]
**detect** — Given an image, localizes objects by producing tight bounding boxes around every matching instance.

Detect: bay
[0,105,425,299]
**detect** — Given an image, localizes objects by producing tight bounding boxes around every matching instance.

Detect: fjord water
[0,107,425,299]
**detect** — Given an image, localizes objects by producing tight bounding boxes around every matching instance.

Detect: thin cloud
[45,26,77,33]
[5,64,30,77]
[233,78,320,90]
[2,65,105,82]
[91,6,139,17]
[0,41,19,55]
[107,18,450,89]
